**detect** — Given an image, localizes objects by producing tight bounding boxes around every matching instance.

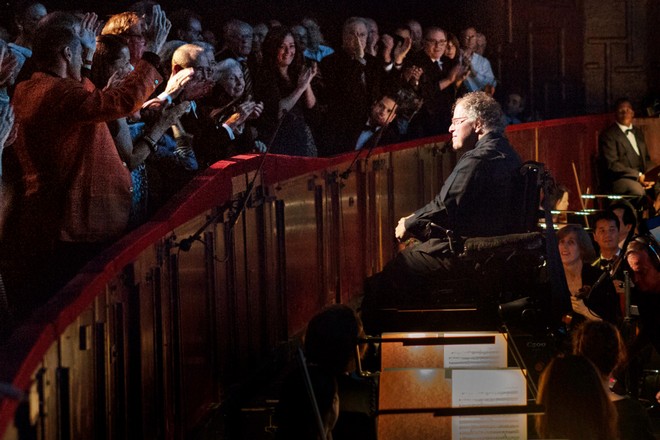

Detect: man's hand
[145,5,171,55]
[640,173,655,190]
[0,104,15,148]
[347,33,365,60]
[392,36,412,65]
[0,42,19,87]
[164,67,196,98]
[79,12,99,63]
[395,213,414,240]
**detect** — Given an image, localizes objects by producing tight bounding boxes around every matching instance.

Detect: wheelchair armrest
[460,232,544,259]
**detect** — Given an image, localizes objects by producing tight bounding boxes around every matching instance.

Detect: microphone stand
[175,109,289,251]
[297,347,328,440]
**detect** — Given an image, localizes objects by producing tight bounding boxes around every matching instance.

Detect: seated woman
[254,26,319,157]
[558,224,621,326]
[536,355,618,440]
[573,320,656,440]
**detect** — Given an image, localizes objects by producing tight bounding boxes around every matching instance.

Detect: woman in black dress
[254,26,318,156]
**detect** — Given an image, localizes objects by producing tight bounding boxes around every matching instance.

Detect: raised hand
[160,100,191,126]
[0,104,15,149]
[79,12,99,63]
[164,67,196,98]
[392,36,412,65]
[146,5,171,55]
[0,42,19,87]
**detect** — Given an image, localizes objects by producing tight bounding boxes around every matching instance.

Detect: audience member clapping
[0,10,168,320]
[255,26,318,156]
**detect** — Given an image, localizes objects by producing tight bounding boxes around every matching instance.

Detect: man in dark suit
[347,94,400,152]
[404,26,464,137]
[361,92,522,325]
[598,98,656,197]
[320,17,385,155]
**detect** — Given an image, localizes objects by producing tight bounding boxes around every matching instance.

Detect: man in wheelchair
[361,91,544,332]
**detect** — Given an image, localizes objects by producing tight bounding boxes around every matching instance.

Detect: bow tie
[625,128,633,135]
[363,124,378,133]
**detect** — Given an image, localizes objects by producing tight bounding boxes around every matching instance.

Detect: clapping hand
[145,5,171,55]
[298,64,318,89]
[0,104,15,149]
[79,13,100,63]
[392,36,412,65]
[0,42,19,87]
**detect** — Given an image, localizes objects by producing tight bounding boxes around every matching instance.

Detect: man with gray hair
[362,92,522,329]
[217,19,254,98]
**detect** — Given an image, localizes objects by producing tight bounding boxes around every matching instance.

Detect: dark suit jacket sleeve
[404,153,483,237]
[599,127,643,180]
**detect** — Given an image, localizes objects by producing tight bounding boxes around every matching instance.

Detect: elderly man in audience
[320,17,387,155]
[301,17,333,63]
[217,19,255,99]
[0,12,171,319]
[460,27,496,93]
[404,26,464,137]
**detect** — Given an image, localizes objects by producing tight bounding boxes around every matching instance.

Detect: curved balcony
[1,114,658,439]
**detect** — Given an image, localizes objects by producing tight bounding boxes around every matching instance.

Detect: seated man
[598,98,656,198]
[349,93,399,152]
[591,211,622,272]
[362,92,522,325]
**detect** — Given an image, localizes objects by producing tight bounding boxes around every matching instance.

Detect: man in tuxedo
[361,92,522,327]
[591,211,622,272]
[349,94,399,152]
[598,98,656,197]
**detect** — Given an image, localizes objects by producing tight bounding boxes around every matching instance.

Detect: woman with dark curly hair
[254,26,318,156]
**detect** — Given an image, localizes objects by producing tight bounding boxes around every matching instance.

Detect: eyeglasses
[425,38,447,46]
[196,66,214,78]
[450,117,469,126]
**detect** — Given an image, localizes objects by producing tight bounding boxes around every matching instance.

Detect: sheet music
[451,369,526,440]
